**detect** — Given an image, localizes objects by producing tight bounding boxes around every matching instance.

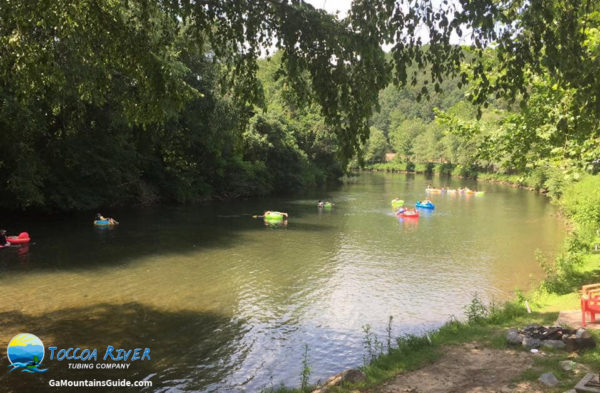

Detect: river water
[0,173,564,392]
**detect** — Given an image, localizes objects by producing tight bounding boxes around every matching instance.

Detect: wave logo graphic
[7,333,48,373]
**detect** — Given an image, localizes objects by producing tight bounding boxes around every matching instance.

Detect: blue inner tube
[94,220,111,226]
[415,202,435,209]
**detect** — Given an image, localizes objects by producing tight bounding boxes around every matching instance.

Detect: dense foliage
[363,1,599,182]
[1,0,598,211]
[0,1,350,210]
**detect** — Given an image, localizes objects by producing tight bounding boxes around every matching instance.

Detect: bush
[561,175,600,248]
[543,167,567,199]
[435,163,454,176]
[451,164,479,179]
[464,294,489,324]
[525,167,548,191]
[414,163,433,173]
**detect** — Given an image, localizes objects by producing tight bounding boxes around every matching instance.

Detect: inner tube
[446,189,457,193]
[391,199,405,208]
[94,220,117,226]
[6,232,30,244]
[264,212,284,221]
[399,210,419,218]
[416,202,435,209]
[475,191,485,196]
[318,202,333,209]
[426,188,442,193]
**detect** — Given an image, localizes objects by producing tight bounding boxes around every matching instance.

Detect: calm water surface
[0,173,564,392]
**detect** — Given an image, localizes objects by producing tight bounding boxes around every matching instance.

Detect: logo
[7,333,48,373]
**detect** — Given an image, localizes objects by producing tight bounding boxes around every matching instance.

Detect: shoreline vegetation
[266,171,600,393]
[362,163,558,194]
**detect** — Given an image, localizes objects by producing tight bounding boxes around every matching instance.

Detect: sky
[305,0,351,17]
[304,0,470,46]
[258,0,469,57]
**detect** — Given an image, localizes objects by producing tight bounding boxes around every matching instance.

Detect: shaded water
[0,173,564,392]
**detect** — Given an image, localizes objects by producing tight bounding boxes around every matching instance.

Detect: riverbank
[265,280,599,393]
[269,174,600,393]
[361,163,561,194]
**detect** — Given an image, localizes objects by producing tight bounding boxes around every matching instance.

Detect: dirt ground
[372,343,543,393]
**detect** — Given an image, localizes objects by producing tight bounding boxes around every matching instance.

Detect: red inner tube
[6,232,30,244]
[399,211,419,218]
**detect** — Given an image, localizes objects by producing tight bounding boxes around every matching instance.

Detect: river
[0,173,564,392]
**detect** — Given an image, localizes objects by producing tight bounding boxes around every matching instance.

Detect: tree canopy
[0,0,598,210]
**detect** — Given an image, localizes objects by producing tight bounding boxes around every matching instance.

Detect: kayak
[416,201,435,209]
[391,199,405,209]
[6,232,30,244]
[398,210,419,218]
[94,219,118,226]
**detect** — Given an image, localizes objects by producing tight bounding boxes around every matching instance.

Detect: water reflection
[0,173,564,392]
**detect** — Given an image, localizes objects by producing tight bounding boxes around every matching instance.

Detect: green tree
[389,118,427,160]
[364,127,389,164]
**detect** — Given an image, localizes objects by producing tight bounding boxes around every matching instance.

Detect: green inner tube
[323,202,333,208]
[264,212,284,221]
[391,199,404,208]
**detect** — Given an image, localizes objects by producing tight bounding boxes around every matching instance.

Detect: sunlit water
[0,173,564,392]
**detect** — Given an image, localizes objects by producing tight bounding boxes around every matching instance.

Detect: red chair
[581,284,600,327]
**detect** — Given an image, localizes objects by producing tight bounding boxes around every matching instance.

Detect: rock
[522,336,541,349]
[562,390,576,393]
[543,327,564,340]
[563,334,578,352]
[576,328,592,339]
[311,369,366,393]
[506,329,523,345]
[341,369,366,384]
[575,336,596,350]
[559,360,590,375]
[538,372,560,387]
[542,340,566,350]
[559,360,578,371]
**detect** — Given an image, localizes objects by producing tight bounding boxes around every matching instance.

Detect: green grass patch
[368,162,409,172]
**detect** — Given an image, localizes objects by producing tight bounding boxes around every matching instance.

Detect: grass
[264,302,561,393]
[531,254,600,313]
[368,162,406,172]
[367,162,434,174]
[323,302,600,393]
[477,172,529,187]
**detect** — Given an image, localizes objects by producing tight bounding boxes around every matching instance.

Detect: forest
[0,0,598,211]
